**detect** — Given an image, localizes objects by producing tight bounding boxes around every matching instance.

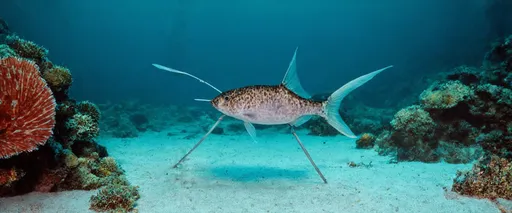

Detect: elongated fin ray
[323,65,393,138]
[281,47,311,99]
[172,115,226,168]
[152,63,222,93]
[194,98,211,102]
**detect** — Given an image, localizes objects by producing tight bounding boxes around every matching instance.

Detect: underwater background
[0,1,512,213]
[1,0,507,106]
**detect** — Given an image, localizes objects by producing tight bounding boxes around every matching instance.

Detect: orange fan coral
[0,57,56,159]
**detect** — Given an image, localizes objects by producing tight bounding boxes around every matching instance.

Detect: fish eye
[224,96,229,101]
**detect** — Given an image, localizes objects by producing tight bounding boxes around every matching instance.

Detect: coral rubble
[0,24,139,212]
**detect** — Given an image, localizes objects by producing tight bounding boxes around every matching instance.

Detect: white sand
[0,125,505,213]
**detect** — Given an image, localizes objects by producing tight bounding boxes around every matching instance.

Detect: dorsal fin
[281,47,311,99]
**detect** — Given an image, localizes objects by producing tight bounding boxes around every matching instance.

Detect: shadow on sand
[209,165,309,182]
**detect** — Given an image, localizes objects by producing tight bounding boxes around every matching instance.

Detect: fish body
[210,48,392,139]
[212,84,322,125]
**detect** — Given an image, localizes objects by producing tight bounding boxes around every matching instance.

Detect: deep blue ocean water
[2,0,509,107]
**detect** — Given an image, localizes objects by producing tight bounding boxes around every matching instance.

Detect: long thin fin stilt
[194,98,211,102]
[323,65,393,138]
[152,63,223,93]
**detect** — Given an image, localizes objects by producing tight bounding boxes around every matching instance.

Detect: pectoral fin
[244,121,258,143]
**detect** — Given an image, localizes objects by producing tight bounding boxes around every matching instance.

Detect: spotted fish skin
[211,85,323,125]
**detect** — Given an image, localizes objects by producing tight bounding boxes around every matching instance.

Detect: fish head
[211,89,239,116]
[211,87,253,117]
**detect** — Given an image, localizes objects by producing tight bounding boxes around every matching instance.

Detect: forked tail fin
[322,65,393,138]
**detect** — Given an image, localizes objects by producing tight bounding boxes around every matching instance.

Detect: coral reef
[368,35,512,201]
[77,101,101,122]
[356,133,376,149]
[419,81,473,109]
[42,65,73,101]
[57,152,126,191]
[51,100,103,148]
[0,57,56,159]
[375,35,512,164]
[0,28,139,211]
[65,113,100,143]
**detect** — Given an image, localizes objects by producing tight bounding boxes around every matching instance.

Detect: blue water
[1,0,506,107]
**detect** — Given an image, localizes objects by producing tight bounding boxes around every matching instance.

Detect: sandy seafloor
[0,123,510,213]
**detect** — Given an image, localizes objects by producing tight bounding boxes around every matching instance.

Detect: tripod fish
[152,47,393,183]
